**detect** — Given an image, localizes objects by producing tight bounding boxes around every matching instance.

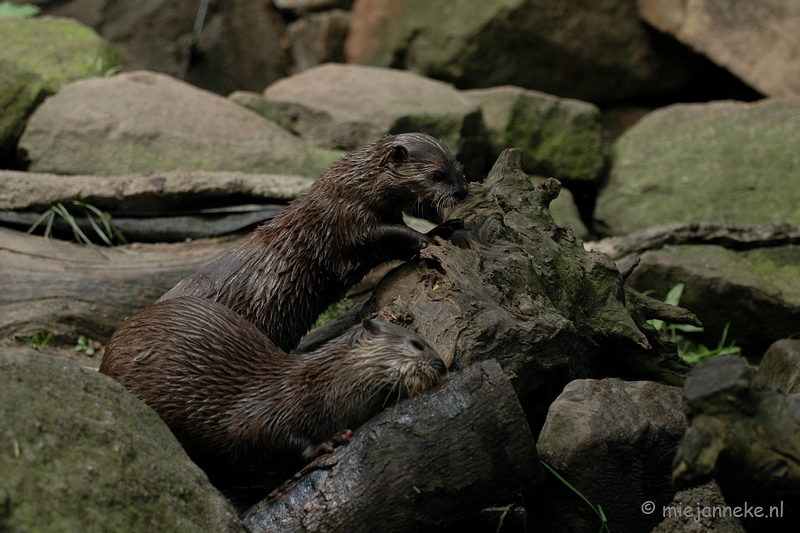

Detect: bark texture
[0,227,240,342]
[242,359,541,533]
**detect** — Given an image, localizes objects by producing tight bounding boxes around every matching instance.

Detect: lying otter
[100,296,447,475]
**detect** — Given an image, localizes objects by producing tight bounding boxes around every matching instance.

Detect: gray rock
[758,339,800,394]
[344,0,703,103]
[534,378,686,533]
[261,63,491,178]
[462,85,604,184]
[0,16,122,94]
[650,482,746,533]
[0,347,243,533]
[18,70,342,177]
[597,98,800,236]
[0,61,47,165]
[286,9,351,73]
[626,244,800,358]
[638,0,798,97]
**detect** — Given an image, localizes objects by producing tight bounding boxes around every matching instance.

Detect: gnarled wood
[0,227,241,342]
[242,360,542,533]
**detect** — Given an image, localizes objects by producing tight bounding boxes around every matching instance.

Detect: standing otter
[158,133,467,352]
[100,296,447,474]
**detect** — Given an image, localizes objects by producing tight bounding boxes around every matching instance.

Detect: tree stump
[306,149,700,428]
[242,360,542,533]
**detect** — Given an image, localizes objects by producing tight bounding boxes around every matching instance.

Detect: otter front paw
[303,429,354,461]
[426,218,465,240]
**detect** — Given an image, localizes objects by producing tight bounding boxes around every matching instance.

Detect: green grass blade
[542,462,608,527]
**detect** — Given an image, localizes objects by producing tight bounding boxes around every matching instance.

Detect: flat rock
[534,378,686,533]
[626,244,800,358]
[462,86,604,184]
[638,0,800,97]
[345,0,703,104]
[0,169,313,213]
[261,63,492,178]
[0,16,122,93]
[597,98,800,235]
[18,70,342,177]
[0,347,243,533]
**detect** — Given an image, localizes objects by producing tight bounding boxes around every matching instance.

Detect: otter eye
[432,170,446,182]
[410,339,425,351]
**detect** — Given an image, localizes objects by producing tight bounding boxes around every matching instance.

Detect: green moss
[0,17,123,93]
[744,246,800,306]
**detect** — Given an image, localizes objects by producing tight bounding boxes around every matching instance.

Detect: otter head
[353,318,447,399]
[376,133,468,219]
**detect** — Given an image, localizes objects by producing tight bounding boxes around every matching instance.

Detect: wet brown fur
[100,296,446,471]
[158,133,467,352]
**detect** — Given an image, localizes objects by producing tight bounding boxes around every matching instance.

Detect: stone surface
[18,70,342,177]
[286,9,351,73]
[672,355,800,533]
[30,0,287,96]
[261,63,491,178]
[597,98,800,236]
[0,347,243,533]
[534,378,686,533]
[650,482,746,533]
[0,60,47,167]
[638,0,800,97]
[627,244,800,359]
[758,339,800,394]
[0,169,314,212]
[462,86,604,184]
[0,16,122,93]
[345,0,703,103]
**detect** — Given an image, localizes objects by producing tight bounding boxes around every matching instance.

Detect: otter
[100,296,447,474]
[158,133,467,352]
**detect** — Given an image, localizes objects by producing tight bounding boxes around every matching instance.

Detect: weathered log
[0,227,241,342]
[587,222,800,262]
[672,355,800,533]
[242,360,542,533]
[306,149,699,430]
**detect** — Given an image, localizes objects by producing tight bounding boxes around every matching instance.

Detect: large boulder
[0,16,122,93]
[462,86,604,184]
[533,378,686,532]
[18,70,342,176]
[626,244,800,359]
[0,347,243,533]
[261,63,492,178]
[638,0,800,97]
[596,98,800,236]
[345,0,703,103]
[0,60,47,167]
[28,0,287,95]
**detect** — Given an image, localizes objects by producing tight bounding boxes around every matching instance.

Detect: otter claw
[426,219,465,240]
[308,429,354,459]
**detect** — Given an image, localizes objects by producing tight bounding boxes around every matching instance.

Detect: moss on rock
[0,348,243,533]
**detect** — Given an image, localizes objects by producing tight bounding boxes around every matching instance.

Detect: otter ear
[354,319,379,343]
[380,144,409,167]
